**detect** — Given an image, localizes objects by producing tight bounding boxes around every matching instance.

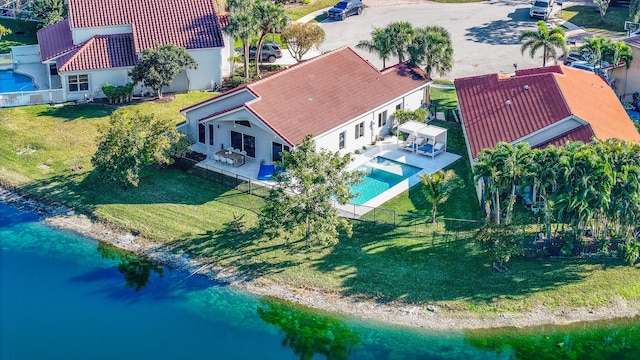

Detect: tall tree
[259,136,361,247]
[607,40,633,69]
[281,22,326,62]
[356,27,393,68]
[419,170,462,223]
[593,0,612,23]
[519,20,567,67]
[385,21,414,63]
[631,0,640,23]
[407,25,454,78]
[252,0,288,76]
[28,0,66,27]
[129,44,197,99]
[91,109,184,188]
[580,36,611,68]
[225,0,259,79]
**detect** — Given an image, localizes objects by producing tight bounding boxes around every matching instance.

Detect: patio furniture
[213,154,221,163]
[417,141,445,158]
[215,149,246,167]
[240,150,247,156]
[402,137,424,152]
[227,147,234,152]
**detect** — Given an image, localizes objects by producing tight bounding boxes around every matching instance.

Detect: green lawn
[2,90,640,317]
[0,18,39,54]
[556,5,630,36]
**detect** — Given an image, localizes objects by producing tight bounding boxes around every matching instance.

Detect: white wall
[612,48,640,101]
[62,68,130,101]
[11,45,42,65]
[518,117,583,147]
[185,48,226,90]
[183,90,258,139]
[72,25,132,44]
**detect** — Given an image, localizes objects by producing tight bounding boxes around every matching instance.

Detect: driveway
[316,0,565,79]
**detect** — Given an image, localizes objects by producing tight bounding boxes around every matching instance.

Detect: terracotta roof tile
[68,0,224,52]
[455,66,571,158]
[532,125,595,149]
[241,47,429,145]
[555,66,640,144]
[456,65,640,158]
[37,19,75,62]
[57,34,137,72]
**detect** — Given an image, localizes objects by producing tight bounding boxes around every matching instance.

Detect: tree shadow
[36,103,114,121]
[311,221,601,306]
[166,218,304,281]
[465,8,534,45]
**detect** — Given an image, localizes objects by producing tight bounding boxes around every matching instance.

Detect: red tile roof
[455,65,640,158]
[68,0,224,52]
[37,19,75,62]
[194,47,430,146]
[57,34,137,72]
[532,125,595,149]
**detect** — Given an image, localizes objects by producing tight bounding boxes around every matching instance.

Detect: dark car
[327,0,364,21]
[235,41,283,63]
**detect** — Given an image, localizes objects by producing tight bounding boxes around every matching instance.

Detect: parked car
[562,51,587,66]
[327,0,364,21]
[529,0,554,20]
[570,61,613,84]
[235,41,283,63]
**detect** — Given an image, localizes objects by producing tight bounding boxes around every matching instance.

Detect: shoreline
[2,186,639,330]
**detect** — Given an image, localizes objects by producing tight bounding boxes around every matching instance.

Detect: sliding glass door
[230,130,256,158]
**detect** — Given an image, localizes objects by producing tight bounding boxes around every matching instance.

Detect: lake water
[2,202,640,359]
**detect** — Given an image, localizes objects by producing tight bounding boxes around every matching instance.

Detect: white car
[530,0,554,20]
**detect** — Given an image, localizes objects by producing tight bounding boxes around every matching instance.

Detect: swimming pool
[0,70,37,92]
[350,156,423,205]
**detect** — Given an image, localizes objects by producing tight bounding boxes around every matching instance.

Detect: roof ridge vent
[524,85,529,90]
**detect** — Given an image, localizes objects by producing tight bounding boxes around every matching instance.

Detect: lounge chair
[418,142,445,157]
[402,137,424,152]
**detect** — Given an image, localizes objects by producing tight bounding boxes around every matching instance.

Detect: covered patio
[397,120,448,157]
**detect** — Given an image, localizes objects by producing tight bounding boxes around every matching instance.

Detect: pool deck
[194,136,462,215]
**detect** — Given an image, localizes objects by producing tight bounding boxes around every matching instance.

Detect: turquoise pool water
[0,70,37,92]
[350,156,423,205]
[3,203,640,359]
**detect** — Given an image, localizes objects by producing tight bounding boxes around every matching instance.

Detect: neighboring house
[180,47,431,165]
[455,65,640,163]
[611,34,640,101]
[35,0,230,102]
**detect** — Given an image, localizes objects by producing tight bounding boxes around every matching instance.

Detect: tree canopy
[259,136,362,247]
[28,0,67,27]
[420,169,462,223]
[281,22,326,62]
[91,109,184,188]
[519,21,567,67]
[128,44,197,99]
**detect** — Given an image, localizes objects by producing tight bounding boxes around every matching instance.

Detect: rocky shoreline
[2,186,639,330]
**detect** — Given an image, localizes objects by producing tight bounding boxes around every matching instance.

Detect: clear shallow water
[350,157,423,205]
[0,70,37,92]
[2,203,640,359]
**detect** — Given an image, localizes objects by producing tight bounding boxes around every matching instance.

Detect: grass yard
[2,88,640,316]
[556,5,630,36]
[0,19,39,54]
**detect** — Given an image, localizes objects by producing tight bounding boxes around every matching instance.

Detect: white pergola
[397,121,447,157]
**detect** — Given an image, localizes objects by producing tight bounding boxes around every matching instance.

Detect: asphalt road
[316,0,556,79]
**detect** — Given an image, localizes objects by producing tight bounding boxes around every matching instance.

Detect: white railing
[0,89,64,107]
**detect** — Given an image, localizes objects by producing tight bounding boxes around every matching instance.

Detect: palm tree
[608,40,633,69]
[474,146,504,224]
[252,0,288,76]
[385,21,414,64]
[419,170,462,223]
[519,20,567,67]
[356,27,393,68]
[580,36,611,68]
[225,1,259,79]
[408,26,454,78]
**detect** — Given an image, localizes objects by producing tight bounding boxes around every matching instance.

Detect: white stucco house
[180,47,431,167]
[34,0,230,102]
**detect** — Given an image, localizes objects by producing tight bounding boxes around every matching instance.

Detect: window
[272,142,290,163]
[355,121,364,139]
[49,64,58,76]
[234,120,251,128]
[339,131,345,150]
[396,103,402,110]
[208,124,214,146]
[230,130,256,158]
[198,124,206,144]
[378,110,387,127]
[68,74,89,92]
